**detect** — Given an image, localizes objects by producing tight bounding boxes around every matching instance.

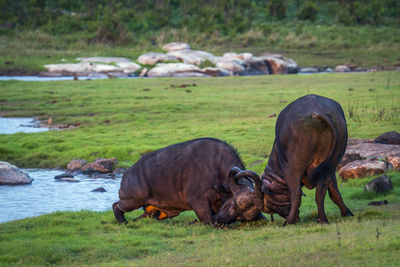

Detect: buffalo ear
[214,184,231,200]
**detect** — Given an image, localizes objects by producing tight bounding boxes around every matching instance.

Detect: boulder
[162,42,191,52]
[92,64,121,73]
[335,65,351,72]
[82,162,110,174]
[67,159,87,172]
[387,156,400,170]
[76,57,132,63]
[116,62,141,73]
[167,49,215,66]
[137,52,179,65]
[93,158,118,172]
[106,71,129,78]
[258,54,288,74]
[211,57,247,75]
[337,153,366,170]
[374,131,400,145]
[299,67,319,74]
[147,63,202,77]
[338,160,387,179]
[0,161,33,185]
[345,142,400,158]
[223,52,253,61]
[44,63,94,73]
[364,175,393,193]
[91,187,107,192]
[246,57,269,75]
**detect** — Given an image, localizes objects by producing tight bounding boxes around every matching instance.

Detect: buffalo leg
[315,180,329,223]
[286,174,303,224]
[113,198,143,224]
[191,200,214,224]
[328,176,353,217]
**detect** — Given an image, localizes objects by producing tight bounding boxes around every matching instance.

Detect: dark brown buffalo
[113,138,263,224]
[261,95,353,224]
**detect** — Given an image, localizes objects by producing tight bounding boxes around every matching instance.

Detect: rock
[347,138,374,145]
[147,63,202,77]
[299,67,319,74]
[172,72,210,78]
[55,172,74,179]
[55,178,80,182]
[375,131,400,145]
[259,55,287,74]
[223,52,253,61]
[106,71,128,78]
[339,160,387,179]
[38,72,64,77]
[368,200,388,206]
[88,72,109,78]
[364,175,393,193]
[67,159,87,172]
[137,52,179,65]
[116,62,141,74]
[92,64,121,73]
[282,57,299,74]
[139,68,148,77]
[201,67,226,77]
[387,156,400,170]
[44,63,94,73]
[91,187,106,192]
[76,57,132,63]
[345,142,400,158]
[337,153,366,170]
[162,42,191,52]
[246,57,269,75]
[82,162,109,174]
[94,158,118,172]
[211,57,246,75]
[167,49,215,66]
[0,161,33,185]
[335,65,351,72]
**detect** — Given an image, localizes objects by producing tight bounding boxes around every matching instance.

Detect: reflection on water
[0,169,121,223]
[0,117,50,134]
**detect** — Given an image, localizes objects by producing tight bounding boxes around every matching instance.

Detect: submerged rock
[0,161,33,185]
[91,187,107,192]
[55,177,80,182]
[55,172,74,179]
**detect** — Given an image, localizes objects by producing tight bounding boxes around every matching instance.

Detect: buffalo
[113,138,264,225]
[260,94,353,224]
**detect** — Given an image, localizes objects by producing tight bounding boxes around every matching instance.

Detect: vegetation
[0,72,399,170]
[0,68,399,266]
[1,0,400,73]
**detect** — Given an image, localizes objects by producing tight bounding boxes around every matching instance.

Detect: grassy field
[0,72,400,266]
[1,24,400,74]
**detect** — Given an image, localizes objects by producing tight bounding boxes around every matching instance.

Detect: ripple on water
[0,169,121,223]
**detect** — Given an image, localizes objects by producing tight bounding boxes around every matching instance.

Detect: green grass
[0,71,399,170]
[0,172,399,266]
[0,71,400,266]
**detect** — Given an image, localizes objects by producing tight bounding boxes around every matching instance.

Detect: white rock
[44,63,94,73]
[137,52,179,65]
[76,57,132,63]
[147,63,202,77]
[162,42,191,52]
[210,57,246,75]
[0,161,33,185]
[335,65,351,72]
[92,64,121,73]
[116,62,141,73]
[167,49,215,66]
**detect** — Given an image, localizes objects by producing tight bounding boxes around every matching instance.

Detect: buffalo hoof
[113,202,127,224]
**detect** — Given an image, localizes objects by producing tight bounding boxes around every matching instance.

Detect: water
[0,169,121,223]
[0,117,50,134]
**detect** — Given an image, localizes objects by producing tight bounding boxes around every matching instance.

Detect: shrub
[297,1,319,22]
